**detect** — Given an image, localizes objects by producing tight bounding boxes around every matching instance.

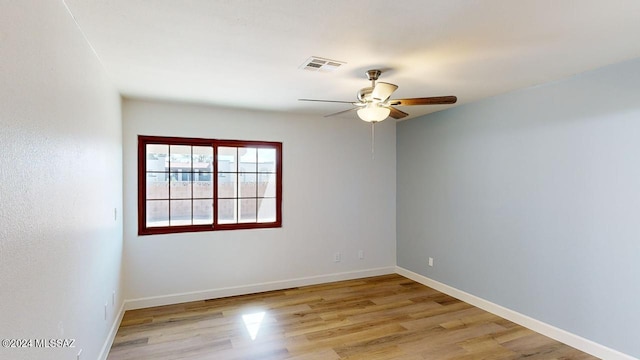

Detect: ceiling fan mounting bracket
[365,69,381,82]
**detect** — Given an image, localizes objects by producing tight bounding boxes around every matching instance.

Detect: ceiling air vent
[299,57,345,72]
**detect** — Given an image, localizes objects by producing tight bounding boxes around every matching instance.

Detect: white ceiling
[64,0,640,120]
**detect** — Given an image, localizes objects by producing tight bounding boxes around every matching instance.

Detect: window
[138,135,282,235]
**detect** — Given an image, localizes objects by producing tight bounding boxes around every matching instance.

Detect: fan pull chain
[371,121,376,160]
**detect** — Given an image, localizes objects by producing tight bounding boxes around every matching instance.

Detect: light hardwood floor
[107,274,597,359]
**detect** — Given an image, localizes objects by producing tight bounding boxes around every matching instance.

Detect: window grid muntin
[139,136,281,235]
[142,139,216,231]
[216,146,277,224]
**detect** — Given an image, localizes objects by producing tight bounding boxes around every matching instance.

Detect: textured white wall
[122,99,396,302]
[0,1,123,360]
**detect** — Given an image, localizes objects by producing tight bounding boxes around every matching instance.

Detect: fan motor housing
[357,87,374,102]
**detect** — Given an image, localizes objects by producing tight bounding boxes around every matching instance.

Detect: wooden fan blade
[372,82,398,102]
[298,98,355,104]
[388,106,409,119]
[389,96,457,106]
[324,107,358,118]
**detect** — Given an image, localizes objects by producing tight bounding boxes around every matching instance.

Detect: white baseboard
[98,301,125,360]
[395,266,637,360]
[124,266,396,310]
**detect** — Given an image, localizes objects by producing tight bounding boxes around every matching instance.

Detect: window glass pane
[218,173,236,198]
[239,148,257,172]
[170,200,192,226]
[239,173,257,198]
[193,178,212,198]
[258,198,276,223]
[169,145,192,173]
[218,198,237,224]
[194,171,211,182]
[146,173,168,199]
[218,147,237,172]
[146,144,168,171]
[146,200,169,227]
[192,146,213,169]
[257,148,276,173]
[193,199,213,225]
[239,198,257,223]
[140,136,280,234]
[257,173,276,198]
[170,172,191,199]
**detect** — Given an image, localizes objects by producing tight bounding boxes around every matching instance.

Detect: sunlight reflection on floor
[242,311,266,340]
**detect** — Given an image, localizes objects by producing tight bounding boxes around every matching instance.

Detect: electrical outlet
[334,252,341,263]
[112,291,115,307]
[428,257,434,267]
[358,250,364,259]
[114,208,117,221]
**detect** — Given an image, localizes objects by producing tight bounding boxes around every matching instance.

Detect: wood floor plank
[107,274,597,360]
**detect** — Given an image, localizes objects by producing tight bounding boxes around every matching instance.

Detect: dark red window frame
[138,135,282,235]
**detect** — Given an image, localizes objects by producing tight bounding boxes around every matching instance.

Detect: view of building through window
[145,144,214,227]
[139,136,281,235]
[217,146,277,224]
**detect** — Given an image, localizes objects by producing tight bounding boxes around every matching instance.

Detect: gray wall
[397,58,640,357]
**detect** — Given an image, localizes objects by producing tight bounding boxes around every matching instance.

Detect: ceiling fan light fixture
[357,104,390,122]
[298,69,457,121]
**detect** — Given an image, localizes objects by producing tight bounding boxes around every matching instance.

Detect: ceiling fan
[299,69,457,122]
